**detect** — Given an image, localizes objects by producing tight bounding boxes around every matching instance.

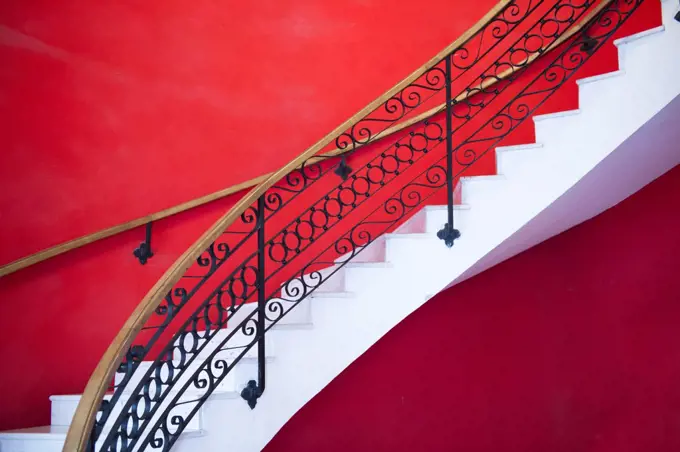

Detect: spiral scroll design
[332,0,542,154]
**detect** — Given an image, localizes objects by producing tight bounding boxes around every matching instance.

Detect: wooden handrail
[62,0,616,448]
[0,0,590,279]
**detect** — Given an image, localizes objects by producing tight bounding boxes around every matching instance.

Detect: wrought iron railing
[63,0,643,450]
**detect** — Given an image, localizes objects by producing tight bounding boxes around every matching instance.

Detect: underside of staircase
[1,1,678,451]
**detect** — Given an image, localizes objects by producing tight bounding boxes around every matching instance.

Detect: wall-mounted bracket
[133,222,154,265]
[334,155,353,180]
[580,36,598,55]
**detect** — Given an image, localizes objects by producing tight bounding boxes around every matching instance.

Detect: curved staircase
[1,0,678,451]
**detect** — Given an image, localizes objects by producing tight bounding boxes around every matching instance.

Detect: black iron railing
[69,0,645,450]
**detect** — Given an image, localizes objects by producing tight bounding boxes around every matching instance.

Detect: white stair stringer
[1,3,678,451]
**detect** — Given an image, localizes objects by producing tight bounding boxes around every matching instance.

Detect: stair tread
[0,425,206,439]
[0,425,69,438]
[310,291,356,298]
[423,204,470,210]
[50,388,239,401]
[614,24,665,47]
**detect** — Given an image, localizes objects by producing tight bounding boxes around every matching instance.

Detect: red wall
[0,0,659,267]
[0,0,502,266]
[265,164,680,452]
[0,0,663,433]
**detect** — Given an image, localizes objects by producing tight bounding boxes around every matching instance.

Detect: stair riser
[304,266,346,293]
[170,329,274,366]
[50,395,202,433]
[496,146,545,179]
[424,208,471,234]
[341,266,394,294]
[335,238,386,264]
[227,298,311,328]
[533,113,582,149]
[0,438,64,452]
[393,210,427,234]
[116,358,237,392]
[615,25,666,73]
[577,71,626,114]
[385,236,446,264]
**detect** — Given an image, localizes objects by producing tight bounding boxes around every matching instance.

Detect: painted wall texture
[0,0,505,266]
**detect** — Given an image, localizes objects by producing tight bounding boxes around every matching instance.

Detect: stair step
[342,261,392,269]
[394,204,469,234]
[533,109,582,147]
[461,175,507,206]
[50,389,238,430]
[228,297,312,327]
[334,237,386,265]
[576,69,625,87]
[281,265,345,296]
[496,143,545,178]
[0,426,70,452]
[385,234,448,264]
[0,425,206,452]
[494,143,543,153]
[169,328,275,364]
[423,204,471,234]
[342,263,394,293]
[385,233,433,240]
[577,70,629,115]
[612,20,667,76]
[310,291,356,299]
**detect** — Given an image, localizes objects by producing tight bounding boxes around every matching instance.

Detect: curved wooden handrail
[62,0,614,448]
[1,0,595,279]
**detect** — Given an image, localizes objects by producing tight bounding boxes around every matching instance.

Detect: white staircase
[1,1,678,450]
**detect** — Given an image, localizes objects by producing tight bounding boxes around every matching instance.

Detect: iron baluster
[241,195,266,409]
[437,55,461,248]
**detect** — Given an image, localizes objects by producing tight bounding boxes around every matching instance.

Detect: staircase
[1,0,678,451]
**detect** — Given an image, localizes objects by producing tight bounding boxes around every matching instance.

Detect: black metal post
[437,55,461,248]
[133,222,154,264]
[241,195,266,409]
[256,194,266,395]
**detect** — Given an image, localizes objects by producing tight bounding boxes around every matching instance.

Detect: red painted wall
[0,0,503,266]
[265,164,680,452]
[0,0,663,433]
[0,0,660,267]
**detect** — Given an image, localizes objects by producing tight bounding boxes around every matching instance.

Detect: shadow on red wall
[265,164,680,452]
